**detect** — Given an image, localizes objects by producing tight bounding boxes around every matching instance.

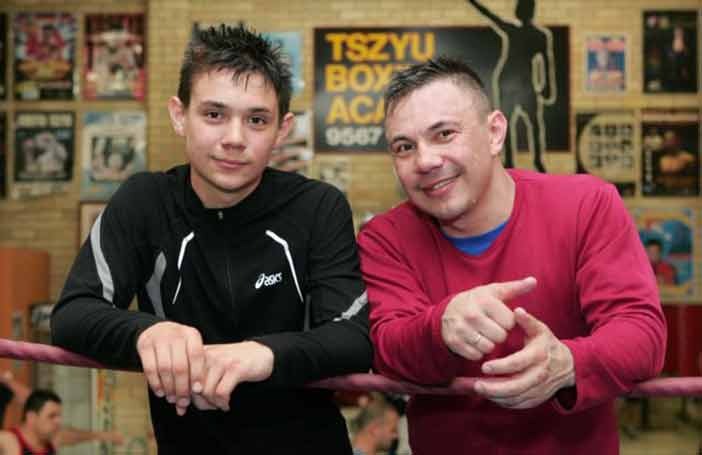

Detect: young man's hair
[384,56,492,119]
[22,389,61,420]
[177,23,293,120]
[351,392,397,433]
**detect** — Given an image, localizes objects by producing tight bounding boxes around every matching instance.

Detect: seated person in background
[0,389,123,455]
[351,392,400,455]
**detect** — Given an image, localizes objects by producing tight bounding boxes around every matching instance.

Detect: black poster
[643,10,698,93]
[0,112,5,198]
[14,112,74,182]
[314,26,570,162]
[641,109,700,197]
[0,14,6,99]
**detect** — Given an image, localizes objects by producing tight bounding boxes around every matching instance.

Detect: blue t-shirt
[443,220,508,255]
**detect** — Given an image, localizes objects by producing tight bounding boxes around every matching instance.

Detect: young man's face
[385,78,506,235]
[29,401,62,443]
[169,70,293,208]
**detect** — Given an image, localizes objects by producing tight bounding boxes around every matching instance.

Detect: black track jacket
[52,165,372,454]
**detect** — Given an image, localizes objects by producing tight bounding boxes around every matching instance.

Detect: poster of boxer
[81,111,146,200]
[641,109,699,197]
[84,14,146,100]
[634,207,696,301]
[14,12,76,100]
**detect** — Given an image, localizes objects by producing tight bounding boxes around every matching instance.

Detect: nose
[415,142,442,173]
[221,119,246,150]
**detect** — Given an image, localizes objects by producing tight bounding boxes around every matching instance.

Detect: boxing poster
[313,26,570,164]
[84,14,146,100]
[641,109,699,197]
[13,111,74,198]
[575,111,636,197]
[81,111,146,201]
[14,13,76,100]
[0,14,6,99]
[262,31,304,96]
[633,207,696,301]
[0,113,5,199]
[643,10,698,93]
[584,34,626,93]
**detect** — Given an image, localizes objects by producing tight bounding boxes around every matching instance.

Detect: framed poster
[84,14,146,100]
[79,201,106,245]
[81,111,146,201]
[314,25,570,171]
[0,14,6,99]
[13,111,74,198]
[634,207,696,301]
[643,10,698,93]
[584,34,626,93]
[14,12,76,100]
[262,31,304,96]
[575,111,636,196]
[641,109,699,197]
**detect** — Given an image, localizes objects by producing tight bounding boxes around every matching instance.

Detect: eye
[205,111,223,121]
[248,116,268,126]
[392,142,415,157]
[437,129,455,141]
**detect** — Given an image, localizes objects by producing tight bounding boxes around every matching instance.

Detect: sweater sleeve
[254,187,373,387]
[357,215,463,385]
[556,184,666,413]
[51,174,164,369]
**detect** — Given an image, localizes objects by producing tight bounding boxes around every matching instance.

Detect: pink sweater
[358,169,666,454]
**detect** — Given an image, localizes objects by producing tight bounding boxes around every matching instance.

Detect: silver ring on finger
[469,332,483,345]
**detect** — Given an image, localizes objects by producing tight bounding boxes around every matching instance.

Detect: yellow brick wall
[0,0,699,302]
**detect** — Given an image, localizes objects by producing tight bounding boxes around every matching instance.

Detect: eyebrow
[389,120,459,146]
[197,101,273,115]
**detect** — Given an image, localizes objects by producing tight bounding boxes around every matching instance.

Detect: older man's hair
[384,56,492,118]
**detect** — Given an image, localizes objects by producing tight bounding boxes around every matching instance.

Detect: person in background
[0,389,123,455]
[351,393,400,455]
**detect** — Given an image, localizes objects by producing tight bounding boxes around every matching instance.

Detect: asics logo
[255,272,283,289]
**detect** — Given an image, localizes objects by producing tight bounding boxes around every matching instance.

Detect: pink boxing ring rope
[1,338,701,397]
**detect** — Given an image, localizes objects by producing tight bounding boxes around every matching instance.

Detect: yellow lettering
[367,33,390,61]
[388,33,411,60]
[326,96,351,124]
[348,64,374,92]
[346,32,368,62]
[410,32,435,61]
[325,33,348,62]
[325,64,347,92]
[349,95,374,124]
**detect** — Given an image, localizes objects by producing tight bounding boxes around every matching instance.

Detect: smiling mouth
[422,177,455,192]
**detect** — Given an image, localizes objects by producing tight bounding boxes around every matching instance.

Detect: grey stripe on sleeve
[145,252,167,318]
[90,212,115,303]
[333,291,367,321]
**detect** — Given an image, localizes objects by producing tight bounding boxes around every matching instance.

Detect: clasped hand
[441,277,575,409]
[136,321,274,415]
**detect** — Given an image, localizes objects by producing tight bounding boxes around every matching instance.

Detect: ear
[167,96,187,137]
[486,110,508,157]
[273,112,295,148]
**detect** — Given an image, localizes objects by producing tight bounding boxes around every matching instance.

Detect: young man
[51,24,372,453]
[357,57,666,454]
[0,389,122,455]
[351,393,400,455]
